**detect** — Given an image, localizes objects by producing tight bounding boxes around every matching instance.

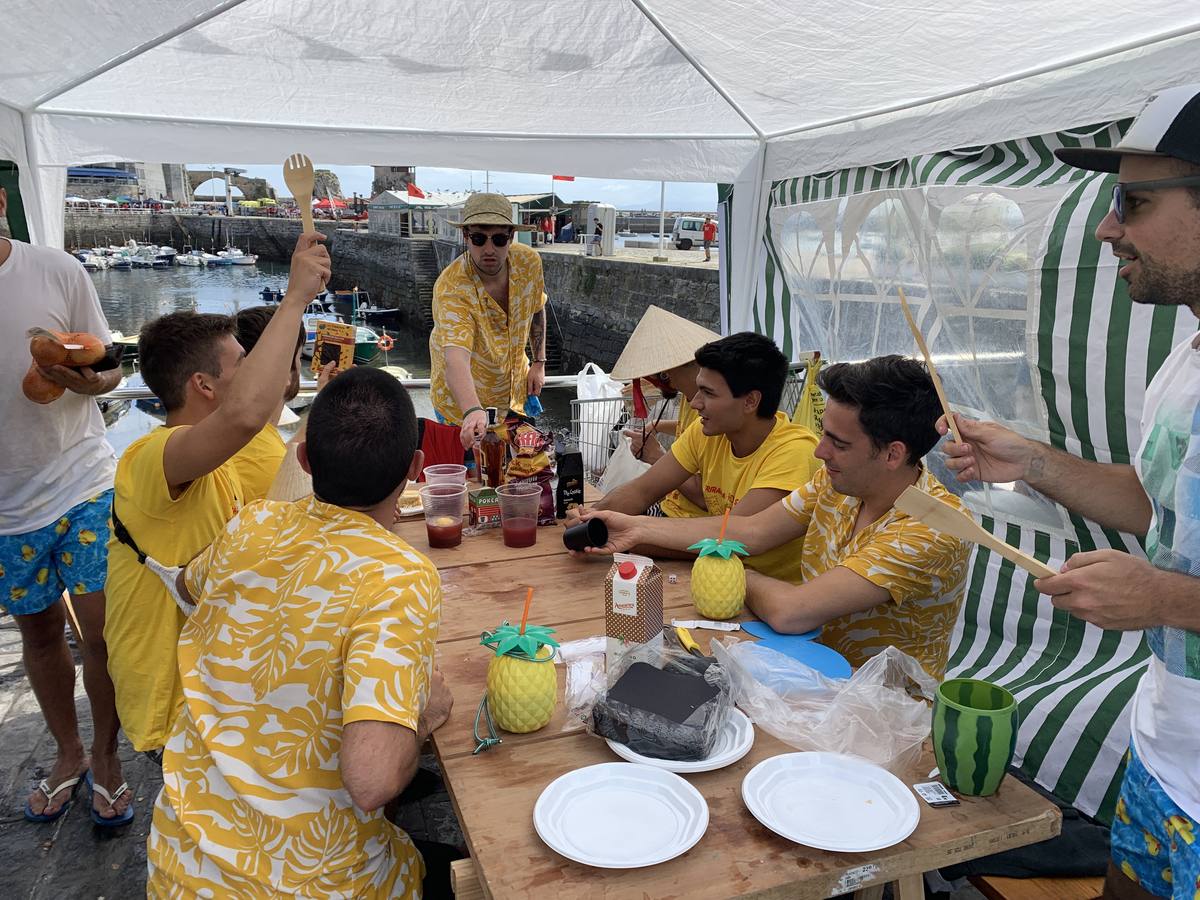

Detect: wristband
[463,405,484,418]
[532,358,547,364]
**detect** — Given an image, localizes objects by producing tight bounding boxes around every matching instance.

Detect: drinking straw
[718,508,730,543]
[519,586,534,634]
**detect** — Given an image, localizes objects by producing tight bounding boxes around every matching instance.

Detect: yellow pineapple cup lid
[479,621,560,659]
[609,305,721,381]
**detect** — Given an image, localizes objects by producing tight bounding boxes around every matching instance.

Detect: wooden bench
[970,874,1105,900]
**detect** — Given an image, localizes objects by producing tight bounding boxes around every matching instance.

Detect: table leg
[895,873,926,900]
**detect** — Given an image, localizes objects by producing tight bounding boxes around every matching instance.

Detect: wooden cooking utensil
[283,153,317,234]
[897,286,962,444]
[895,485,1058,580]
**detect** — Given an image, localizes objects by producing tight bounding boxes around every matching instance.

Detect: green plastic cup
[932,678,1019,797]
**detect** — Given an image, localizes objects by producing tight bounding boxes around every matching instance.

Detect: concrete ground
[539,239,720,269]
[0,617,462,899]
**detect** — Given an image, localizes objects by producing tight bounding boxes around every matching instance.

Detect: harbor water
[92,263,574,456]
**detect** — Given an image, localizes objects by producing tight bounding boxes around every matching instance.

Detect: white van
[671,216,713,250]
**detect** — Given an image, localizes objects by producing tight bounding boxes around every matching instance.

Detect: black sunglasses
[466,230,512,247]
[1111,175,1200,224]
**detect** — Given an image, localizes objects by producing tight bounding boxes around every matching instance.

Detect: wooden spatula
[895,485,1057,580]
[283,153,316,234]
[897,286,962,444]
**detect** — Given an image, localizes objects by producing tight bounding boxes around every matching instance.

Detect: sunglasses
[1111,175,1200,224]
[466,230,512,248]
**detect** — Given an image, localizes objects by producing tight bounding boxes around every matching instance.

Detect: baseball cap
[1055,83,1200,173]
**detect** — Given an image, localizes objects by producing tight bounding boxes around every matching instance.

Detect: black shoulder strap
[110,503,147,565]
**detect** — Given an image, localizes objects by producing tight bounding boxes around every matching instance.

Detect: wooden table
[400,515,1062,900]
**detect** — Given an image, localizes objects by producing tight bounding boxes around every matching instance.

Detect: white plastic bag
[576,362,624,475]
[711,641,937,773]
[597,434,652,494]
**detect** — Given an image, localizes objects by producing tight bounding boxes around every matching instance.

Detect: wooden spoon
[897,286,962,444]
[895,485,1057,580]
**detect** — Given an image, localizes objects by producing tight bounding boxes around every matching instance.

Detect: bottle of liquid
[480,407,506,488]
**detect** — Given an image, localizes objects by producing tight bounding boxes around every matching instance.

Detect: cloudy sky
[190,163,717,212]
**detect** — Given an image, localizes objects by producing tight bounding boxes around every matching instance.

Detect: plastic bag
[710,641,937,773]
[580,640,733,761]
[576,362,624,476]
[596,434,651,495]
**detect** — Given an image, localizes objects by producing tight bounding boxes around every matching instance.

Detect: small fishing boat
[177,249,205,267]
[219,246,258,265]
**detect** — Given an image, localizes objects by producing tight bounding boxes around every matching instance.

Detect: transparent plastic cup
[496,482,541,548]
[418,483,467,549]
[423,464,467,485]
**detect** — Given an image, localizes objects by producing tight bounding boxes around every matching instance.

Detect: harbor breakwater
[64,210,719,373]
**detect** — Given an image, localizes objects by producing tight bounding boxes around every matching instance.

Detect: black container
[555,447,584,518]
[562,517,608,551]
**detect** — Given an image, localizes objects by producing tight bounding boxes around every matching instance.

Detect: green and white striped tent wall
[750,121,1196,822]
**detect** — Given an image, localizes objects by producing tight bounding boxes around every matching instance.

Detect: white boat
[155,246,177,265]
[80,252,109,270]
[177,250,206,267]
[219,246,258,265]
[205,251,231,266]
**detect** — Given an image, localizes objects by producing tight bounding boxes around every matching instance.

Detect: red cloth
[417,418,465,479]
[407,182,426,199]
[702,221,717,241]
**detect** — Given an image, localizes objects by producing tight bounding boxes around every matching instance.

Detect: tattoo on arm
[530,309,546,359]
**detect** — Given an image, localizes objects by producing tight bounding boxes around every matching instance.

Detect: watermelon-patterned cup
[932,678,1019,797]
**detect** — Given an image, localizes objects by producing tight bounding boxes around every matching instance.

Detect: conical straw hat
[266,442,313,503]
[609,306,721,380]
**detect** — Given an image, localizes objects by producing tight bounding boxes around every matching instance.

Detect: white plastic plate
[534,762,709,868]
[606,708,755,773]
[741,752,920,852]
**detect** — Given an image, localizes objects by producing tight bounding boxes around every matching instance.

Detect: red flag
[407,182,426,198]
[552,175,574,182]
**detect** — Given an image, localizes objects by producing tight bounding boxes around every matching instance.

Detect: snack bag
[311,319,354,374]
[506,422,555,525]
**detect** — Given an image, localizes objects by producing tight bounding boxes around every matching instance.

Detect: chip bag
[506,422,555,525]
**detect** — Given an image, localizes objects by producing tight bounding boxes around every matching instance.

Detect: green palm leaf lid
[480,620,560,661]
[687,537,749,559]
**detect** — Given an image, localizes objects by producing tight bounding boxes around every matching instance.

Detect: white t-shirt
[1130,333,1200,822]
[0,239,116,534]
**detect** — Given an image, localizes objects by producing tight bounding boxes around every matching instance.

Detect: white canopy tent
[3,0,1200,328]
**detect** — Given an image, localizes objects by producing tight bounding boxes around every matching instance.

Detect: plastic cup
[496,483,541,548]
[562,518,608,551]
[418,483,467,549]
[423,463,467,485]
[932,678,1019,796]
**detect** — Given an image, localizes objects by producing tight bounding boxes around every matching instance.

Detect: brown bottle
[480,407,506,488]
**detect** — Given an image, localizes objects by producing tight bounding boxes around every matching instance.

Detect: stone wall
[63,211,721,372]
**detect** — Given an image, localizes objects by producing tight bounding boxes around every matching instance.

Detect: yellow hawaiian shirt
[781,466,969,679]
[147,497,442,899]
[429,241,546,422]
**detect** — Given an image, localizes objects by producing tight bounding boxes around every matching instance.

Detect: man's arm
[744,568,890,634]
[581,497,805,558]
[341,670,453,812]
[443,347,489,448]
[162,233,330,491]
[526,308,546,399]
[37,365,122,396]
[940,413,1152,536]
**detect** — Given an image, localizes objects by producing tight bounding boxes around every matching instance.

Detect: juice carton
[469,486,501,529]
[605,552,663,674]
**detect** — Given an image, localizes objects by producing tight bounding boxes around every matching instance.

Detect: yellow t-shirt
[670,412,820,583]
[147,497,441,900]
[781,466,970,679]
[228,423,286,502]
[104,426,243,751]
[660,400,708,519]
[428,242,546,422]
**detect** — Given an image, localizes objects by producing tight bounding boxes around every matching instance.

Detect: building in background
[65,162,191,202]
[372,165,414,196]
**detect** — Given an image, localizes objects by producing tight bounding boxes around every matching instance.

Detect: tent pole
[656,181,666,260]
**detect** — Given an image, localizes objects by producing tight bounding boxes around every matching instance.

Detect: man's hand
[571,508,643,556]
[283,232,331,302]
[938,412,1036,484]
[417,668,453,742]
[1035,550,1165,631]
[460,407,489,450]
[316,360,338,391]
[624,427,664,463]
[37,364,117,396]
[526,360,546,397]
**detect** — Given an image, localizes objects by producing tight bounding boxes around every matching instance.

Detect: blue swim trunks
[0,490,113,617]
[1111,743,1200,900]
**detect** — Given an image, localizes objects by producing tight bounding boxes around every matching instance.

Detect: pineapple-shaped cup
[481,621,560,733]
[688,537,749,620]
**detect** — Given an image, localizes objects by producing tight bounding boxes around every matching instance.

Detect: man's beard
[1118,242,1200,308]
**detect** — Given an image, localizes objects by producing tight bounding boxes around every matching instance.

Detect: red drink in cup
[496,483,541,550]
[502,516,537,548]
[418,484,468,550]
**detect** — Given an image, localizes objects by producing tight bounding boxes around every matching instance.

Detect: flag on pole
[407,182,427,199]
[552,175,575,182]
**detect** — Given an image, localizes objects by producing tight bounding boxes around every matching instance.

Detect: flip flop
[85,770,135,828]
[23,771,86,823]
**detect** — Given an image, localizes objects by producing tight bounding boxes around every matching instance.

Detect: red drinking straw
[718,508,730,543]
